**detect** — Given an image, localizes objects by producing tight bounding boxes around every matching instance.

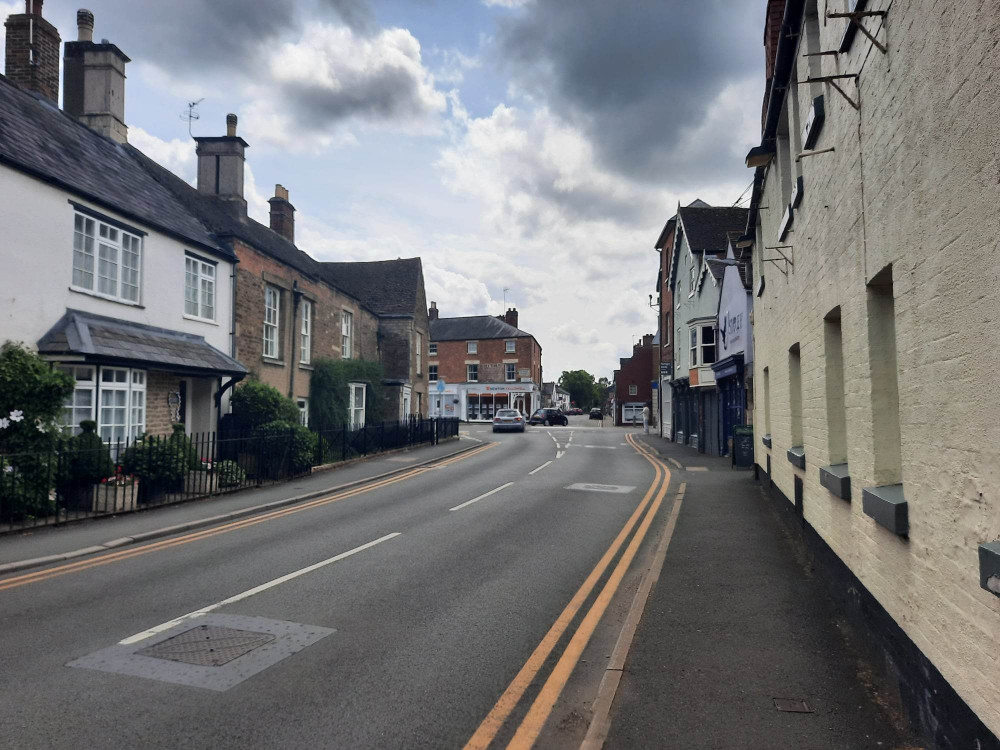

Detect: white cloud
[482,0,534,7]
[129,127,197,183]
[0,2,24,60]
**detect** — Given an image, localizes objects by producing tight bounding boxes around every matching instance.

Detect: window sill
[978,542,1000,597]
[261,357,285,367]
[298,363,314,371]
[819,463,851,500]
[761,434,772,448]
[861,483,908,536]
[786,446,805,469]
[69,286,144,308]
[183,314,219,326]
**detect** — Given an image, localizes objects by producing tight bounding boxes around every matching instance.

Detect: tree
[558,370,599,410]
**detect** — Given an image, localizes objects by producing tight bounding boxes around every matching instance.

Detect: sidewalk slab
[603,432,919,749]
[0,438,470,573]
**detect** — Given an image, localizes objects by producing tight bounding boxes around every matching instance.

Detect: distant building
[614,336,654,425]
[541,382,570,411]
[428,305,542,421]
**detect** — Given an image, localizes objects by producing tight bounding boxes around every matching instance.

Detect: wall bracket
[827,10,888,54]
[805,74,860,110]
[762,245,794,276]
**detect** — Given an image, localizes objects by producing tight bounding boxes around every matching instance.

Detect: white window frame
[342,310,354,359]
[467,364,479,382]
[263,286,280,359]
[688,262,697,296]
[505,340,516,354]
[58,365,96,435]
[349,382,366,429]
[467,341,477,354]
[689,325,716,366]
[184,254,216,322]
[629,384,638,396]
[415,332,422,374]
[300,299,312,364]
[429,342,438,356]
[505,363,516,382]
[297,398,309,427]
[97,367,145,443]
[72,211,142,305]
[690,327,698,366]
[428,364,438,382]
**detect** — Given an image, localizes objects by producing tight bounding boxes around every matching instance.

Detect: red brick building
[654,213,677,435]
[428,305,543,421]
[614,336,654,425]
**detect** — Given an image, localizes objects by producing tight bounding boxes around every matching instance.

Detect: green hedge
[229,380,300,429]
[309,358,385,430]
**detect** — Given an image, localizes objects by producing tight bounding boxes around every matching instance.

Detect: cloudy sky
[3,0,766,379]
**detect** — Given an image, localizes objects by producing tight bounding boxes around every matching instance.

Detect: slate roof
[677,206,750,254]
[0,74,227,257]
[38,310,247,376]
[430,316,534,342]
[321,259,423,316]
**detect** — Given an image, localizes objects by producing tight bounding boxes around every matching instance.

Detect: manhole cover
[773,697,813,713]
[137,625,275,667]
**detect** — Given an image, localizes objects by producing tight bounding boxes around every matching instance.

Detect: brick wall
[751,0,1000,737]
[615,343,654,419]
[232,240,379,405]
[4,11,61,103]
[146,370,182,437]
[431,334,541,385]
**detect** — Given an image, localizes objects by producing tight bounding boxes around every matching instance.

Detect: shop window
[348,383,365,428]
[467,364,478,382]
[505,364,516,382]
[58,365,96,435]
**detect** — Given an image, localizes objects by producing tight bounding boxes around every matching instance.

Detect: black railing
[0,417,459,533]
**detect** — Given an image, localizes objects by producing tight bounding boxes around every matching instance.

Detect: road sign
[436,378,446,393]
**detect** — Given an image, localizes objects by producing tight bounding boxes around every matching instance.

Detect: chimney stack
[268,184,295,243]
[642,333,654,348]
[503,307,519,328]
[4,0,61,103]
[63,9,130,143]
[428,301,439,321]
[194,114,249,214]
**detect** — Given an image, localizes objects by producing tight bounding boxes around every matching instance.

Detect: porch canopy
[38,310,247,377]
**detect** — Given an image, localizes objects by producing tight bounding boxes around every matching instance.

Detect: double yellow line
[463,433,671,750]
[0,442,495,593]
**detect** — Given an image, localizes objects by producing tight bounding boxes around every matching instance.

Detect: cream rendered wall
[0,166,234,356]
[752,0,1000,733]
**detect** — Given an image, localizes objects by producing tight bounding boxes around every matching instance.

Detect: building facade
[0,6,245,441]
[747,1,1000,744]
[428,306,542,421]
[613,336,654,425]
[654,216,676,437]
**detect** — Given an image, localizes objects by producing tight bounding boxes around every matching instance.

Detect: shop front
[459,383,539,422]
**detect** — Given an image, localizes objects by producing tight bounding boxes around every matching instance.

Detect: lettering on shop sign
[719,311,744,350]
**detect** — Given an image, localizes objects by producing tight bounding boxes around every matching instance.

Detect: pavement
[602,431,922,750]
[0,436,471,571]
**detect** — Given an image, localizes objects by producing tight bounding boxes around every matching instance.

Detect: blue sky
[3,0,766,380]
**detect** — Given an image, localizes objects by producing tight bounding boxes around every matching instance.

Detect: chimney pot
[226,113,238,137]
[76,9,94,41]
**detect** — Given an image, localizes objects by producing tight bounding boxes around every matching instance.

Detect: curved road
[0,417,672,749]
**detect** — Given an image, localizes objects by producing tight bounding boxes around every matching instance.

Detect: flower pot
[92,481,139,513]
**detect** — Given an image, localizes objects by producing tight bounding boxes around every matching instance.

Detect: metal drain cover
[773,697,813,713]
[137,625,275,667]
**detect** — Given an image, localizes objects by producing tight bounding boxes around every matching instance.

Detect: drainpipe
[288,280,303,399]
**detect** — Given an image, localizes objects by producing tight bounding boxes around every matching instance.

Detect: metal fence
[0,417,459,533]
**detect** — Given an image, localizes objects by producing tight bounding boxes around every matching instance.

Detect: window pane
[98,241,118,296]
[201,277,214,319]
[73,217,96,289]
[121,234,140,301]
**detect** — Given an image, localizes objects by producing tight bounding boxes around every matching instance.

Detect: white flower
[9,409,24,422]
[35,418,46,433]
[0,417,9,430]
[3,465,12,473]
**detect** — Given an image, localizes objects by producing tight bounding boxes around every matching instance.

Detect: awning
[38,309,247,377]
[711,354,745,380]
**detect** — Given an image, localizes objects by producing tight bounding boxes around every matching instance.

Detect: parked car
[567,407,584,415]
[528,408,569,426]
[589,408,603,420]
[492,409,526,433]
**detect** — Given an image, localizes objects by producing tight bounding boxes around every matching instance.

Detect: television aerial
[180,98,205,138]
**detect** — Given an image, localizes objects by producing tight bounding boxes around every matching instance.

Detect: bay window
[689,324,717,366]
[73,212,142,304]
[98,367,145,443]
[58,365,96,435]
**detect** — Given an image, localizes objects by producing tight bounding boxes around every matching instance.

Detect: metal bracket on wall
[762,246,794,276]
[827,10,888,54]
[805,74,860,110]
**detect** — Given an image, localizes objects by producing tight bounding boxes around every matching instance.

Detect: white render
[750,0,1000,735]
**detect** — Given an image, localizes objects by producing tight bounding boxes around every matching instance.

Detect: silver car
[492,409,526,433]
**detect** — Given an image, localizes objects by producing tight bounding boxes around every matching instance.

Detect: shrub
[67,421,115,485]
[255,420,317,476]
[309,358,385,430]
[230,380,300,429]
[120,432,191,498]
[215,460,246,488]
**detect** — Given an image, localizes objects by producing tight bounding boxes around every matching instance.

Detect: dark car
[589,408,603,420]
[528,408,569,426]
[492,409,526,433]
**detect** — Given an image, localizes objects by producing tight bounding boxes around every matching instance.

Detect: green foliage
[120,433,190,496]
[309,358,385,429]
[229,380,300,429]
[0,342,73,454]
[558,369,600,410]
[255,421,317,475]
[215,460,246,488]
[67,421,115,485]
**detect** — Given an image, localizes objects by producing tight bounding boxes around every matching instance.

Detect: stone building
[322,259,430,418]
[0,5,245,441]
[428,305,542,420]
[746,0,1000,745]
